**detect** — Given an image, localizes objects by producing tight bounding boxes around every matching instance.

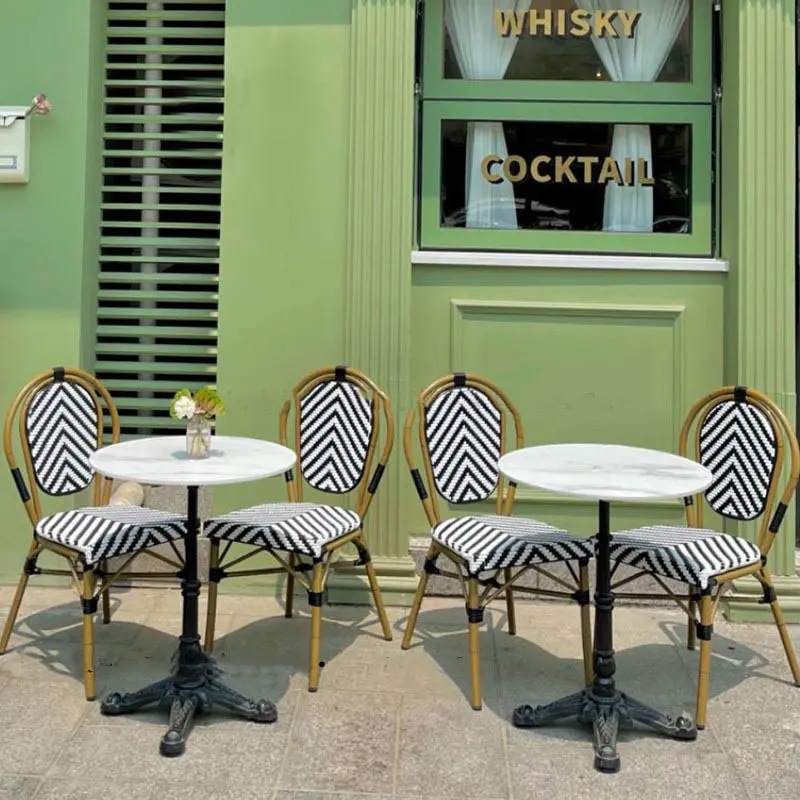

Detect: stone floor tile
[277,691,399,793]
[273,794,395,800]
[33,779,155,799]
[506,749,746,800]
[0,727,74,775]
[51,726,288,784]
[0,776,39,799]
[395,695,509,799]
[0,679,91,729]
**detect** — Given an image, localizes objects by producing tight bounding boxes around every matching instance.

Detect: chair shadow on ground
[395,602,785,745]
[0,592,376,727]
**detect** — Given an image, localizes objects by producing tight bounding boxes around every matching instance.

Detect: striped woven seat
[434,514,593,575]
[35,506,187,567]
[204,502,361,558]
[608,525,762,589]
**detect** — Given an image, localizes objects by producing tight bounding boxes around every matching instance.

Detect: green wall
[0,0,103,582]
[410,267,726,537]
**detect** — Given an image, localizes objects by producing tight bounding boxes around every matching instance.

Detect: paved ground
[0,585,799,799]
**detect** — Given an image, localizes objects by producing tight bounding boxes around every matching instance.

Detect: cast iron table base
[512,500,697,773]
[99,486,277,757]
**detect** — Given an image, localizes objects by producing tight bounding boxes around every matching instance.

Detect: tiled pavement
[0,585,799,799]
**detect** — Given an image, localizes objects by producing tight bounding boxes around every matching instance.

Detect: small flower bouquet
[170,387,225,459]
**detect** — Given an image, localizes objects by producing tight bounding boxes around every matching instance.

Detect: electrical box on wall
[0,108,31,184]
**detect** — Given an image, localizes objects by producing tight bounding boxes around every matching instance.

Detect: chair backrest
[403,373,523,527]
[4,367,120,526]
[680,385,799,553]
[279,365,393,518]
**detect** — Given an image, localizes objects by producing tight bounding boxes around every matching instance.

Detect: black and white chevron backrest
[699,400,778,521]
[24,380,99,496]
[424,386,502,504]
[299,379,373,494]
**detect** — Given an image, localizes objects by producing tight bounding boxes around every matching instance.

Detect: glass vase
[186,415,212,460]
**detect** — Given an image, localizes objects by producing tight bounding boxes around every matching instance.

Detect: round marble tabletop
[90,435,297,487]
[498,443,713,503]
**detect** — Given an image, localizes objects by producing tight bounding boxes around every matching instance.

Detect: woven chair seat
[433,514,594,575]
[608,525,762,589]
[204,502,362,558]
[35,506,187,567]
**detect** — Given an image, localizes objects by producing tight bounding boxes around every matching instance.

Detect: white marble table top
[90,436,297,487]
[498,443,713,502]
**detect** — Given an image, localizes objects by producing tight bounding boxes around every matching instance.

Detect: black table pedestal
[99,486,277,757]
[512,500,696,773]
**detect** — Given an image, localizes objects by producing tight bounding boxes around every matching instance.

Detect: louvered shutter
[97,0,224,437]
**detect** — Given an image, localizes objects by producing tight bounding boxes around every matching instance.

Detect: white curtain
[578,0,689,232]
[445,0,523,229]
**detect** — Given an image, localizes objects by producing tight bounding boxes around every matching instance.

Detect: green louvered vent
[97,0,224,437]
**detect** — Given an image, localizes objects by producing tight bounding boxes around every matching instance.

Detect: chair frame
[0,366,185,699]
[203,365,394,691]
[401,372,593,709]
[610,385,800,728]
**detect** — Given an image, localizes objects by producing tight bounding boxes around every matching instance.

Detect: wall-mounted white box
[0,107,31,184]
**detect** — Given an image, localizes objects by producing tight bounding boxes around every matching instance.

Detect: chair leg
[100,559,111,624]
[308,560,324,692]
[504,567,516,636]
[204,540,221,653]
[81,570,98,701]
[578,560,593,687]
[0,541,39,654]
[467,577,482,711]
[687,585,697,651]
[285,553,296,618]
[758,568,800,686]
[695,589,714,729]
[357,537,392,641]
[401,543,437,650]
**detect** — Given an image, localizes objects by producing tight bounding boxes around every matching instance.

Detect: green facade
[0,0,796,618]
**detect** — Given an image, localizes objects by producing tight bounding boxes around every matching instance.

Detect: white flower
[173,396,197,420]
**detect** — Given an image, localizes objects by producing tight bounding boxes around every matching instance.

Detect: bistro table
[90,435,296,757]
[498,443,713,773]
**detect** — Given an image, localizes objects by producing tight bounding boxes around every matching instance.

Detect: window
[418,0,715,255]
[97,0,224,437]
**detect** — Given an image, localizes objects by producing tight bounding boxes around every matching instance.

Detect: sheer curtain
[445,0,523,229]
[577,0,689,232]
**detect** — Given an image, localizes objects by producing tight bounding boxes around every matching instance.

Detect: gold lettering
[623,158,634,186]
[531,156,552,183]
[617,10,642,38]
[555,8,567,37]
[494,9,525,38]
[554,156,578,184]
[598,157,624,185]
[570,9,592,37]
[576,156,599,183]
[637,158,655,186]
[481,155,504,184]
[528,9,552,36]
[594,11,619,38]
[503,155,527,183]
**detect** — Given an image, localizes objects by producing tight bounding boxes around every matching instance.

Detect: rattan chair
[0,367,188,700]
[401,373,594,710]
[607,385,800,728]
[203,365,393,691]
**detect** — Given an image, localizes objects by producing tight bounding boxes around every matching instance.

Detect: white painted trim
[411,250,729,273]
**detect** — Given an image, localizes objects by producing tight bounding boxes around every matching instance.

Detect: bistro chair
[0,367,188,700]
[203,365,393,691]
[401,373,594,710]
[608,385,800,728]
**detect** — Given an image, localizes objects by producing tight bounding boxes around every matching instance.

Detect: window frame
[422,0,713,104]
[420,100,713,256]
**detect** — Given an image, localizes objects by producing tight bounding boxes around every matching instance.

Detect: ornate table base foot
[513,689,696,773]
[100,642,277,757]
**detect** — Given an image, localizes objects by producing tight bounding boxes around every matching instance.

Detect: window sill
[411,251,729,273]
